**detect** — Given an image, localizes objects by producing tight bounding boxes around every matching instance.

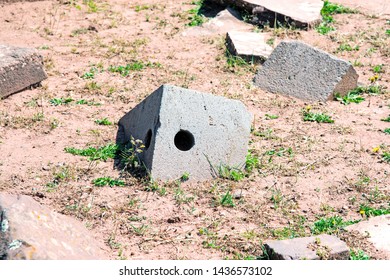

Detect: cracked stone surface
[264,234,350,260]
[0,44,47,99]
[0,193,107,260]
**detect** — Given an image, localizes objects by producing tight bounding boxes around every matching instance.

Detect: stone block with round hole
[116,84,252,181]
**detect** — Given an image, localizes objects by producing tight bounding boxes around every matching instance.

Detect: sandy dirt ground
[0,0,389,259]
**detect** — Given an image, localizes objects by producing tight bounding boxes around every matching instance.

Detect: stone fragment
[226,31,273,62]
[0,45,47,99]
[209,0,323,28]
[346,215,390,258]
[117,84,252,181]
[254,41,358,102]
[182,8,253,36]
[264,234,350,260]
[0,193,107,260]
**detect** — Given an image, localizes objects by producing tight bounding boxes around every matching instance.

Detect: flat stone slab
[331,0,390,17]
[0,44,47,99]
[346,215,390,258]
[182,8,253,36]
[264,234,350,260]
[209,0,323,28]
[0,193,107,260]
[117,84,252,181]
[254,41,358,102]
[226,31,273,62]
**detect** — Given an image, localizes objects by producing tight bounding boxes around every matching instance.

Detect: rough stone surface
[0,193,107,260]
[346,215,390,258]
[117,84,252,181]
[209,0,323,28]
[0,44,47,99]
[182,8,253,36]
[332,0,390,17]
[226,31,273,62]
[254,41,358,102]
[264,234,350,260]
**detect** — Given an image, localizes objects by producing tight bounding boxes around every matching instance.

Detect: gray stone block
[0,193,107,260]
[226,31,273,62]
[0,44,47,99]
[254,41,358,102]
[117,84,252,181]
[264,234,350,260]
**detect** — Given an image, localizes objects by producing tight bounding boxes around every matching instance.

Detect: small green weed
[335,89,365,105]
[81,67,98,79]
[302,109,334,123]
[187,0,206,26]
[337,43,359,52]
[350,249,370,260]
[93,177,125,187]
[311,215,359,235]
[64,143,118,161]
[384,128,390,135]
[265,114,279,120]
[383,152,390,163]
[372,64,384,73]
[359,204,390,217]
[317,0,357,35]
[220,191,235,207]
[134,5,149,12]
[95,118,112,125]
[118,137,146,174]
[245,151,259,173]
[76,99,101,106]
[218,164,245,181]
[50,97,74,106]
[381,116,390,122]
[108,61,161,76]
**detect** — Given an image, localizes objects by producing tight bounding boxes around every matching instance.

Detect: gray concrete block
[264,234,350,260]
[346,215,390,258]
[226,31,273,62]
[117,84,252,181]
[0,45,47,99]
[254,41,358,102]
[0,193,107,260]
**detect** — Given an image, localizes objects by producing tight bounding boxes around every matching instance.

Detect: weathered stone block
[226,31,273,62]
[264,234,350,260]
[117,84,252,181]
[0,45,47,99]
[346,215,390,258]
[0,193,107,260]
[254,41,358,102]
[209,0,323,28]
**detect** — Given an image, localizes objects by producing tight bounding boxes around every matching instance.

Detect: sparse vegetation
[93,177,125,187]
[302,109,334,123]
[311,216,359,235]
[64,143,118,161]
[317,0,357,35]
[95,118,113,125]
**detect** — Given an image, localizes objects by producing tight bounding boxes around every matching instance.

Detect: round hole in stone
[174,130,195,151]
[144,129,152,150]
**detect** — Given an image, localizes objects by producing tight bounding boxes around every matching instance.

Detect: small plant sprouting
[302,108,334,123]
[81,67,98,79]
[383,152,390,163]
[93,177,125,187]
[108,61,161,77]
[95,118,113,125]
[220,191,235,207]
[218,164,245,181]
[265,114,279,120]
[180,172,190,182]
[350,249,370,260]
[381,116,390,122]
[50,97,74,106]
[372,64,384,74]
[119,137,146,172]
[383,128,390,135]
